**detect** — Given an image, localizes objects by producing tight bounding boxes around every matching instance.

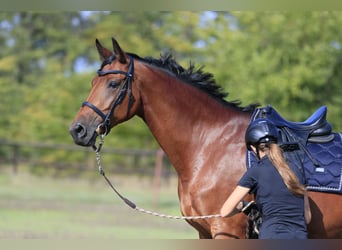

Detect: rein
[92,136,223,220]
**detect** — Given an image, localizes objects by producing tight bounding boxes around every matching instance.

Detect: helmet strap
[256,147,261,160]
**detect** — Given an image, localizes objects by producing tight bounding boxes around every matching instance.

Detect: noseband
[82,55,135,135]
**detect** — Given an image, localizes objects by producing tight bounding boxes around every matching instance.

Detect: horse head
[69,38,140,146]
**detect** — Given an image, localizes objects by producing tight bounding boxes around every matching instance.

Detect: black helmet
[245,118,278,150]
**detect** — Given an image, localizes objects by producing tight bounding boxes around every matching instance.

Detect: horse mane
[127,53,257,112]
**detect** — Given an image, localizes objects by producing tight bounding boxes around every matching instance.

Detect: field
[0,165,197,239]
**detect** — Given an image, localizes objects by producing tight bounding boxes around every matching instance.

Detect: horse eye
[108,80,120,89]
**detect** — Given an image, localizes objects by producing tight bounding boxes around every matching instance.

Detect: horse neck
[135,64,251,177]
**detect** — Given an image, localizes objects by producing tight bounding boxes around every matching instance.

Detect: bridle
[82,55,135,136]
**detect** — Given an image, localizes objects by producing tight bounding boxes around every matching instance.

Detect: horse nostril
[74,122,87,137]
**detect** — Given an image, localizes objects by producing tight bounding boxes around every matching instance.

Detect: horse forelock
[99,54,116,70]
[128,52,258,112]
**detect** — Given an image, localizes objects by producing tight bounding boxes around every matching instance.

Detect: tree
[201,12,342,130]
[0,12,100,141]
[1,11,341,164]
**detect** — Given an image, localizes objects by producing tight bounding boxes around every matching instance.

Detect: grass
[0,165,197,239]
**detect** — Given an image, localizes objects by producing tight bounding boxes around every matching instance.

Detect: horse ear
[95,39,113,62]
[112,37,127,64]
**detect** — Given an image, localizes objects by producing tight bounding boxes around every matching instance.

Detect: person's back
[241,156,307,239]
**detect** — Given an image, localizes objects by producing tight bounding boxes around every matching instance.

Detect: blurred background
[0,11,342,239]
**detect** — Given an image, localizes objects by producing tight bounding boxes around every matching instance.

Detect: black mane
[128,53,258,112]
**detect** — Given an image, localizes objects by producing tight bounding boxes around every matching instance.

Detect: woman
[220,118,311,239]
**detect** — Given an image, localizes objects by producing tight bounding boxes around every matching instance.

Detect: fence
[0,141,174,180]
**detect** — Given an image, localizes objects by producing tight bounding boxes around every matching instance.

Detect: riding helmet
[245,118,278,150]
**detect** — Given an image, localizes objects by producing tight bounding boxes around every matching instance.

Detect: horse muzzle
[69,122,98,146]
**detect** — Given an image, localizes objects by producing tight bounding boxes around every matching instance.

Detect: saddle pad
[304,133,342,194]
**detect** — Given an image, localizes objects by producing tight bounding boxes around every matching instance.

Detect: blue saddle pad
[304,133,342,193]
[246,133,342,194]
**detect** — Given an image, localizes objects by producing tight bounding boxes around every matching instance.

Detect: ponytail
[260,143,305,196]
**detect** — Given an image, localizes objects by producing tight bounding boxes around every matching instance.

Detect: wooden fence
[0,141,173,180]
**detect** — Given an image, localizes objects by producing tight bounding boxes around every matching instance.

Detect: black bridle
[82,55,135,136]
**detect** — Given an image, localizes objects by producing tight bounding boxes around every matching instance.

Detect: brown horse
[69,37,342,239]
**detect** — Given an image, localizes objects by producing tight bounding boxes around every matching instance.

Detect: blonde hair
[259,143,305,196]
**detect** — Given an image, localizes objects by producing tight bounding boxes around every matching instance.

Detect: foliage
[1,11,342,167]
[205,12,342,123]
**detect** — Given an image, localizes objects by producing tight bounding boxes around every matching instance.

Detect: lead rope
[92,135,222,220]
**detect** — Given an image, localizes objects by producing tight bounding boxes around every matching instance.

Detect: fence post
[153,149,164,207]
[12,144,19,174]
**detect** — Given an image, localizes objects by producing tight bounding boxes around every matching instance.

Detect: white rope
[93,135,222,220]
[135,207,222,220]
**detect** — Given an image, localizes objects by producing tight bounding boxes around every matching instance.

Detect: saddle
[246,105,342,194]
[254,105,334,143]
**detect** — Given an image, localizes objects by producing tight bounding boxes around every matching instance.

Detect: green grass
[0,166,197,239]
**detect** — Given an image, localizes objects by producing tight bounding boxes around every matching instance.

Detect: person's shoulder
[250,156,274,175]
[254,155,271,167]
[259,155,273,166]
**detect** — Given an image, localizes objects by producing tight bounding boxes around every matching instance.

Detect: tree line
[1,11,341,165]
